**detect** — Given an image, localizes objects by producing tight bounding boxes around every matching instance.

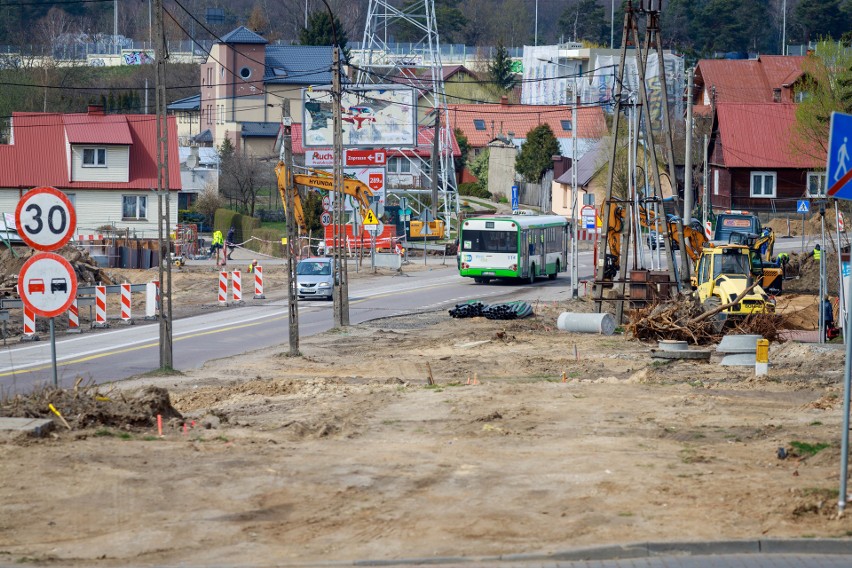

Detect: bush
[242,227,284,257]
[458,182,492,200]
[214,208,261,245]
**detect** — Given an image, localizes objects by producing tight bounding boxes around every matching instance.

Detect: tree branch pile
[626,295,787,345]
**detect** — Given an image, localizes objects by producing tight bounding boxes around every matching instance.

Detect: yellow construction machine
[274,163,375,233]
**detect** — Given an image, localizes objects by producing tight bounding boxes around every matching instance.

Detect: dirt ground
[3,280,852,566]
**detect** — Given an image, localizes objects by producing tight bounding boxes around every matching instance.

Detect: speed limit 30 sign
[15,186,77,251]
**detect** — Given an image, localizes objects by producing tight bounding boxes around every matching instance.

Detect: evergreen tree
[515,124,560,183]
[558,0,608,45]
[488,40,515,91]
[454,128,471,177]
[793,0,847,43]
[469,148,490,191]
[299,11,349,59]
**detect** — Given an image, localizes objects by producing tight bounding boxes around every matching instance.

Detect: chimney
[500,95,509,106]
[552,156,570,179]
[87,105,105,115]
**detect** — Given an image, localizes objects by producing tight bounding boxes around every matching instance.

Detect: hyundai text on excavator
[274,162,375,234]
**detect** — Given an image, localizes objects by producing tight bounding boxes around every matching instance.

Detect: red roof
[714,103,824,169]
[290,122,461,158]
[63,113,133,145]
[0,112,181,190]
[446,102,607,148]
[695,56,806,104]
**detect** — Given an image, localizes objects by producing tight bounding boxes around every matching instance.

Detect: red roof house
[0,106,181,238]
[708,102,826,212]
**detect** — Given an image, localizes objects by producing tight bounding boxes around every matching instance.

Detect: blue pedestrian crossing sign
[797,199,810,214]
[511,185,519,211]
[827,111,852,200]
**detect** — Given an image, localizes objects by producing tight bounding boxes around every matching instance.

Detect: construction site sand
[2,293,851,566]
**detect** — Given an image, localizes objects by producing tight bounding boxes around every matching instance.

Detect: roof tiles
[447,102,607,148]
[714,103,824,169]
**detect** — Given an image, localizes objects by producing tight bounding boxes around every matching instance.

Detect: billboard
[302,85,417,148]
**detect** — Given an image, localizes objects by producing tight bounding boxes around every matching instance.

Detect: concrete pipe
[557,312,616,335]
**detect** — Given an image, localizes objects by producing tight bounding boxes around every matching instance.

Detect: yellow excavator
[274,163,375,233]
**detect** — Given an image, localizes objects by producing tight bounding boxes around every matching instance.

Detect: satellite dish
[186,153,200,169]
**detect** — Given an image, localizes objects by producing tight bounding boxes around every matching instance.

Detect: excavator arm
[600,199,709,280]
[275,160,307,233]
[274,163,375,236]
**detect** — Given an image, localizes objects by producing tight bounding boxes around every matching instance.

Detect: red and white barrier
[218,271,228,305]
[232,270,242,303]
[253,265,265,299]
[74,234,105,242]
[705,221,712,239]
[120,283,132,321]
[67,299,80,333]
[577,228,599,241]
[23,307,37,340]
[94,284,109,328]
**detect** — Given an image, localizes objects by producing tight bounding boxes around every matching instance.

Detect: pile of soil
[782,251,840,296]
[0,384,182,430]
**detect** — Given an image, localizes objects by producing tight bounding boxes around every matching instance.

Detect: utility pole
[282,99,299,355]
[431,108,440,219]
[571,85,579,298]
[702,134,709,233]
[332,45,350,327]
[683,67,694,227]
[154,0,173,369]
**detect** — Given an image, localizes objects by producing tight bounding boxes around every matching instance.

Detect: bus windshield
[462,230,517,253]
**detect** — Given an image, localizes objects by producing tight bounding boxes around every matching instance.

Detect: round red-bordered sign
[15,186,77,251]
[18,252,78,318]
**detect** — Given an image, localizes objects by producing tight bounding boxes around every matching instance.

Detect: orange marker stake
[157,414,163,437]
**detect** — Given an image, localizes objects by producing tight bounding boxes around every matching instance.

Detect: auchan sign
[306,149,334,167]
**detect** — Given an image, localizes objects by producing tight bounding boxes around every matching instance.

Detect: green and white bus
[458,213,569,283]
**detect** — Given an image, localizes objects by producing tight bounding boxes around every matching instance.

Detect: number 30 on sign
[14,186,77,251]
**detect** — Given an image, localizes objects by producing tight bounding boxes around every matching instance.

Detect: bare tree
[219,151,274,217]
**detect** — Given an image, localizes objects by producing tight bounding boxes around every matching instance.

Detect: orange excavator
[274,162,375,233]
[601,199,709,280]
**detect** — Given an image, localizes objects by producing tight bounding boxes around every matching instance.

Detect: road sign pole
[50,317,58,388]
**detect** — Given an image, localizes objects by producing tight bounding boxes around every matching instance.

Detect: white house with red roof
[0,106,181,238]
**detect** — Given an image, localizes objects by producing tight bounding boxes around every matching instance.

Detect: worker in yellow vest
[813,243,821,261]
[211,230,225,265]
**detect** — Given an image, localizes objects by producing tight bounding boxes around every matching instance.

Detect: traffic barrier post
[67,299,80,333]
[22,307,39,341]
[253,265,265,299]
[232,270,242,303]
[93,284,109,328]
[218,271,228,306]
[145,281,158,319]
[120,283,132,322]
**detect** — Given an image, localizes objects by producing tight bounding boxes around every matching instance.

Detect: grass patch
[790,441,831,456]
[138,367,185,377]
[261,221,287,233]
[94,428,132,440]
[424,384,444,392]
[810,421,824,426]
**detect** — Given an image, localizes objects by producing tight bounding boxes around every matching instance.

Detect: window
[807,172,826,197]
[122,195,147,220]
[240,66,252,79]
[560,120,572,131]
[218,105,225,125]
[473,119,486,131]
[750,171,776,198]
[82,148,106,167]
